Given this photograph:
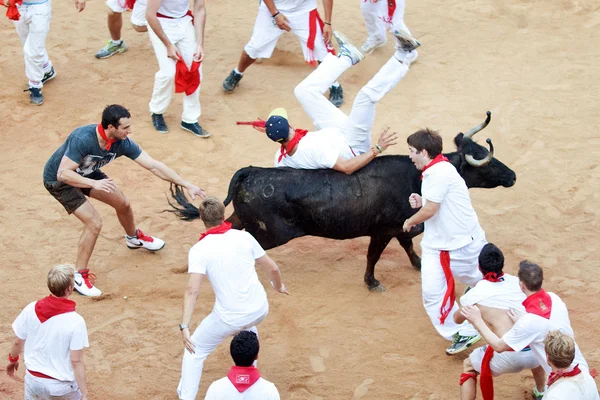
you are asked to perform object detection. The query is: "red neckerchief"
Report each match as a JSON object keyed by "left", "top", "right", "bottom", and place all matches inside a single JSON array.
[
  {"left": 479, "top": 345, "right": 495, "bottom": 400},
  {"left": 522, "top": 289, "right": 552, "bottom": 319},
  {"left": 306, "top": 9, "right": 336, "bottom": 65},
  {"left": 35, "top": 295, "right": 76, "bottom": 323},
  {"left": 5, "top": 0, "right": 22, "bottom": 21},
  {"left": 279, "top": 129, "right": 308, "bottom": 162},
  {"left": 547, "top": 364, "right": 582, "bottom": 387},
  {"left": 482, "top": 272, "right": 504, "bottom": 282},
  {"left": 198, "top": 221, "right": 232, "bottom": 241},
  {"left": 227, "top": 366, "right": 261, "bottom": 393},
  {"left": 420, "top": 154, "right": 449, "bottom": 180},
  {"left": 175, "top": 60, "right": 201, "bottom": 95},
  {"left": 97, "top": 124, "right": 117, "bottom": 151},
  {"left": 438, "top": 250, "right": 454, "bottom": 325}
]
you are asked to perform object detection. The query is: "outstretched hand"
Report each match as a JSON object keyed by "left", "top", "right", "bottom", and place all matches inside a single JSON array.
[
  {"left": 187, "top": 184, "right": 206, "bottom": 200},
  {"left": 376, "top": 127, "right": 398, "bottom": 152}
]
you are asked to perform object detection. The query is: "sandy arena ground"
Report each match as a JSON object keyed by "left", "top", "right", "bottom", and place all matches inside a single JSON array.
[{"left": 1, "top": 0, "right": 599, "bottom": 398}]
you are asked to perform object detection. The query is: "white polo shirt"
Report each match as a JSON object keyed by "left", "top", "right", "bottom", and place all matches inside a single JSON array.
[
  {"left": 205, "top": 376, "right": 280, "bottom": 399},
  {"left": 502, "top": 292, "right": 589, "bottom": 375},
  {"left": 421, "top": 161, "right": 484, "bottom": 251},
  {"left": 543, "top": 372, "right": 600, "bottom": 400},
  {"left": 274, "top": 128, "right": 355, "bottom": 170},
  {"left": 12, "top": 302, "right": 89, "bottom": 382},
  {"left": 460, "top": 273, "right": 526, "bottom": 310},
  {"left": 261, "top": 0, "right": 317, "bottom": 17},
  {"left": 188, "top": 230, "right": 269, "bottom": 327}
]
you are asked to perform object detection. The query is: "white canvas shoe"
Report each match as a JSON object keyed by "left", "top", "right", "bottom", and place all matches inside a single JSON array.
[
  {"left": 125, "top": 229, "right": 165, "bottom": 251},
  {"left": 74, "top": 270, "right": 102, "bottom": 297},
  {"left": 333, "top": 31, "right": 365, "bottom": 65},
  {"left": 361, "top": 36, "right": 387, "bottom": 55},
  {"left": 393, "top": 29, "right": 421, "bottom": 53}
]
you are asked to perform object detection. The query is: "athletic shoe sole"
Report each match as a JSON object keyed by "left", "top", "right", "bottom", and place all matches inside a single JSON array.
[
  {"left": 181, "top": 125, "right": 211, "bottom": 138},
  {"left": 96, "top": 46, "right": 128, "bottom": 60},
  {"left": 126, "top": 242, "right": 166, "bottom": 251}
]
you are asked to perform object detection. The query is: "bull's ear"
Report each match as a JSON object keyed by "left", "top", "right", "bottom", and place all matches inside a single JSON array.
[{"left": 454, "top": 133, "right": 465, "bottom": 148}]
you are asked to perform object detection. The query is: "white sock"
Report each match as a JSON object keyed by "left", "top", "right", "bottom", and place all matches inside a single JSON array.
[
  {"left": 111, "top": 39, "right": 122, "bottom": 45},
  {"left": 234, "top": 67, "right": 243, "bottom": 75},
  {"left": 331, "top": 81, "right": 340, "bottom": 88}
]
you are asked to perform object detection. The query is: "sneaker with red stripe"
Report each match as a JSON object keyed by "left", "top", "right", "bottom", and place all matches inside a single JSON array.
[
  {"left": 125, "top": 229, "right": 165, "bottom": 251},
  {"left": 74, "top": 269, "right": 102, "bottom": 297}
]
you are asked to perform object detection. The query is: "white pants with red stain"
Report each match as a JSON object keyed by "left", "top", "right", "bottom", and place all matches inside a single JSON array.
[
  {"left": 24, "top": 371, "right": 82, "bottom": 400},
  {"left": 176, "top": 307, "right": 268, "bottom": 400},
  {"left": 360, "top": 0, "right": 411, "bottom": 42},
  {"left": 421, "top": 232, "right": 486, "bottom": 340},
  {"left": 13, "top": 1, "right": 53, "bottom": 89},
  {"left": 293, "top": 52, "right": 409, "bottom": 154},
  {"left": 148, "top": 16, "right": 201, "bottom": 124}
]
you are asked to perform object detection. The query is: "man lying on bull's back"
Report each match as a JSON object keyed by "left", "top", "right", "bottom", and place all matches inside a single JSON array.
[{"left": 240, "top": 29, "right": 420, "bottom": 174}]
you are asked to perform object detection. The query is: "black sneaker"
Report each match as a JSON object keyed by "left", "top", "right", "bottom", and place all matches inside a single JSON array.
[
  {"left": 151, "top": 113, "right": 169, "bottom": 133},
  {"left": 445, "top": 333, "right": 481, "bottom": 355},
  {"left": 41, "top": 67, "right": 56, "bottom": 84},
  {"left": 329, "top": 85, "right": 344, "bottom": 107},
  {"left": 24, "top": 87, "right": 44, "bottom": 106},
  {"left": 223, "top": 70, "right": 243, "bottom": 93},
  {"left": 181, "top": 121, "right": 210, "bottom": 138}
]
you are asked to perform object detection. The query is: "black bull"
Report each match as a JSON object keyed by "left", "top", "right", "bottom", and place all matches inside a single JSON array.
[{"left": 169, "top": 112, "right": 517, "bottom": 292}]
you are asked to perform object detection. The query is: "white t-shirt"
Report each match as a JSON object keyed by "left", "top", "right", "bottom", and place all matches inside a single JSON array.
[
  {"left": 260, "top": 0, "right": 317, "bottom": 17},
  {"left": 421, "top": 161, "right": 483, "bottom": 251},
  {"left": 205, "top": 376, "right": 280, "bottom": 399},
  {"left": 502, "top": 292, "right": 589, "bottom": 375},
  {"left": 12, "top": 302, "right": 89, "bottom": 382},
  {"left": 460, "top": 273, "right": 526, "bottom": 311},
  {"left": 157, "top": 0, "right": 189, "bottom": 18},
  {"left": 274, "top": 128, "right": 355, "bottom": 170},
  {"left": 188, "top": 230, "right": 268, "bottom": 326},
  {"left": 543, "top": 372, "right": 600, "bottom": 400}
]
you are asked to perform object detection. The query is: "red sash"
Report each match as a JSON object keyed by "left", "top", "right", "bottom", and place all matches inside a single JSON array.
[
  {"left": 175, "top": 60, "right": 201, "bottom": 95},
  {"left": 5, "top": 0, "right": 22, "bottom": 21},
  {"left": 157, "top": 9, "right": 193, "bottom": 21},
  {"left": 35, "top": 295, "right": 76, "bottom": 323},
  {"left": 97, "top": 124, "right": 117, "bottom": 150},
  {"left": 383, "top": 0, "right": 396, "bottom": 23},
  {"left": 198, "top": 221, "right": 232, "bottom": 241},
  {"left": 227, "top": 366, "right": 261, "bottom": 393},
  {"left": 438, "top": 250, "right": 454, "bottom": 324},
  {"left": 479, "top": 345, "right": 495, "bottom": 400},
  {"left": 28, "top": 370, "right": 57, "bottom": 380},
  {"left": 306, "top": 9, "right": 336, "bottom": 65},
  {"left": 421, "top": 154, "right": 449, "bottom": 180}
]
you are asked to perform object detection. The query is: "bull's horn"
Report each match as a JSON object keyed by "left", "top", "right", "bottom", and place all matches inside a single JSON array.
[
  {"left": 466, "top": 138, "right": 494, "bottom": 167},
  {"left": 463, "top": 111, "right": 492, "bottom": 139}
]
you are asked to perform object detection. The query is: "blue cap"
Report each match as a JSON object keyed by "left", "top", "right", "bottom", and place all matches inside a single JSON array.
[{"left": 265, "top": 108, "right": 290, "bottom": 143}]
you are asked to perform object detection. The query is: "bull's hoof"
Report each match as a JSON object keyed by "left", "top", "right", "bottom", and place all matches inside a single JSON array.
[
  {"left": 368, "top": 283, "right": 386, "bottom": 292},
  {"left": 410, "top": 257, "right": 422, "bottom": 271}
]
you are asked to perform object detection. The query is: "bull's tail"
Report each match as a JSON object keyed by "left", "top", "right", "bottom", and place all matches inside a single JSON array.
[
  {"left": 223, "top": 167, "right": 254, "bottom": 206},
  {"left": 165, "top": 184, "right": 200, "bottom": 221}
]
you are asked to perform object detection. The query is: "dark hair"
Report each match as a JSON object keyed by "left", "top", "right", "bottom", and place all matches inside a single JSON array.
[
  {"left": 230, "top": 331, "right": 259, "bottom": 367},
  {"left": 518, "top": 260, "right": 543, "bottom": 291},
  {"left": 101, "top": 104, "right": 131, "bottom": 129},
  {"left": 407, "top": 128, "right": 443, "bottom": 158},
  {"left": 478, "top": 243, "right": 504, "bottom": 275}
]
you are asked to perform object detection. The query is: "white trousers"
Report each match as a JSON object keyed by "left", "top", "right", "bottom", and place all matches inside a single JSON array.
[
  {"left": 294, "top": 52, "right": 409, "bottom": 154},
  {"left": 360, "top": 0, "right": 410, "bottom": 42},
  {"left": 470, "top": 346, "right": 540, "bottom": 376},
  {"left": 13, "top": 1, "right": 53, "bottom": 88},
  {"left": 244, "top": 6, "right": 328, "bottom": 62},
  {"left": 24, "top": 371, "right": 81, "bottom": 400},
  {"left": 105, "top": 0, "right": 147, "bottom": 26},
  {"left": 421, "top": 234, "right": 486, "bottom": 340},
  {"left": 148, "top": 16, "right": 201, "bottom": 123},
  {"left": 177, "top": 309, "right": 268, "bottom": 400}
]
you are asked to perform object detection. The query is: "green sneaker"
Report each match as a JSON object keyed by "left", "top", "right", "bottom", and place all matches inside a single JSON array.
[
  {"left": 445, "top": 333, "right": 481, "bottom": 355},
  {"left": 532, "top": 386, "right": 546, "bottom": 400},
  {"left": 95, "top": 40, "right": 128, "bottom": 59}
]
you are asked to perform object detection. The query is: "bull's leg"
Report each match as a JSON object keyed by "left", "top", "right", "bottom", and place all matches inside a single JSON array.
[
  {"left": 365, "top": 235, "right": 393, "bottom": 292},
  {"left": 396, "top": 236, "right": 421, "bottom": 271}
]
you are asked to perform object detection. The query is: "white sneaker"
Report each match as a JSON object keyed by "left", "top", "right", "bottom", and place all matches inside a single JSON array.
[
  {"left": 361, "top": 37, "right": 387, "bottom": 55},
  {"left": 333, "top": 31, "right": 365, "bottom": 65},
  {"left": 74, "top": 270, "right": 102, "bottom": 297},
  {"left": 393, "top": 29, "right": 421, "bottom": 53},
  {"left": 394, "top": 49, "right": 419, "bottom": 67},
  {"left": 125, "top": 229, "right": 165, "bottom": 251}
]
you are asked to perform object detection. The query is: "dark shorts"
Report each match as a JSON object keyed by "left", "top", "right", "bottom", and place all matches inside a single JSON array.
[{"left": 44, "top": 171, "right": 108, "bottom": 214}]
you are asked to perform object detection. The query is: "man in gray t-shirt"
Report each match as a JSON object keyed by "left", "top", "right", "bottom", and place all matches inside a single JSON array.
[{"left": 43, "top": 104, "right": 206, "bottom": 297}]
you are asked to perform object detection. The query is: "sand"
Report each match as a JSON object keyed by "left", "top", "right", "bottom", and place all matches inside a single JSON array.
[{"left": 1, "top": 0, "right": 599, "bottom": 398}]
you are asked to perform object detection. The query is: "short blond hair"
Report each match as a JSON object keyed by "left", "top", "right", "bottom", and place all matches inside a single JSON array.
[
  {"left": 199, "top": 196, "right": 225, "bottom": 227},
  {"left": 48, "top": 264, "right": 75, "bottom": 297},
  {"left": 544, "top": 330, "right": 575, "bottom": 369}
]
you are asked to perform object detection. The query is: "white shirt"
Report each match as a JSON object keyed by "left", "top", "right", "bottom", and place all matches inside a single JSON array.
[
  {"left": 274, "top": 128, "right": 355, "bottom": 170},
  {"left": 188, "top": 230, "right": 268, "bottom": 326},
  {"left": 157, "top": 0, "right": 189, "bottom": 18},
  {"left": 421, "top": 161, "right": 483, "bottom": 250},
  {"left": 460, "top": 274, "right": 526, "bottom": 311},
  {"left": 502, "top": 292, "right": 589, "bottom": 375},
  {"left": 12, "top": 302, "right": 89, "bottom": 382},
  {"left": 260, "top": 0, "right": 317, "bottom": 17},
  {"left": 544, "top": 372, "right": 600, "bottom": 400},
  {"left": 205, "top": 376, "right": 280, "bottom": 399}
]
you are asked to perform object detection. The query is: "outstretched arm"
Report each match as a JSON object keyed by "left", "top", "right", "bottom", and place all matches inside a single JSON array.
[
  {"left": 333, "top": 127, "right": 397, "bottom": 175},
  {"left": 134, "top": 151, "right": 205, "bottom": 199}
]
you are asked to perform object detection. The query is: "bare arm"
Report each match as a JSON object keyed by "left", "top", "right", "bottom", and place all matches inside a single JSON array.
[
  {"left": 321, "top": 0, "right": 333, "bottom": 43},
  {"left": 460, "top": 305, "right": 512, "bottom": 353},
  {"left": 255, "top": 254, "right": 288, "bottom": 294},
  {"left": 6, "top": 337, "right": 24, "bottom": 377},
  {"left": 134, "top": 151, "right": 205, "bottom": 199},
  {"left": 181, "top": 273, "right": 204, "bottom": 353},
  {"left": 56, "top": 156, "right": 117, "bottom": 193},
  {"left": 403, "top": 201, "right": 440, "bottom": 231},
  {"left": 146, "top": 0, "right": 176, "bottom": 55},
  {"left": 193, "top": 0, "right": 207, "bottom": 61},
  {"left": 332, "top": 127, "right": 397, "bottom": 175},
  {"left": 261, "top": 0, "right": 278, "bottom": 15},
  {"left": 263, "top": 0, "right": 290, "bottom": 31},
  {"left": 70, "top": 349, "right": 88, "bottom": 399}
]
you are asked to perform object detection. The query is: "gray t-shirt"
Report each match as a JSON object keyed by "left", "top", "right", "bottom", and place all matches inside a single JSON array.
[{"left": 43, "top": 124, "right": 142, "bottom": 183}]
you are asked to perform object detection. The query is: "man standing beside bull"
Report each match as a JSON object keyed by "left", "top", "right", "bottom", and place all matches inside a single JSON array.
[{"left": 402, "top": 128, "right": 486, "bottom": 355}]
